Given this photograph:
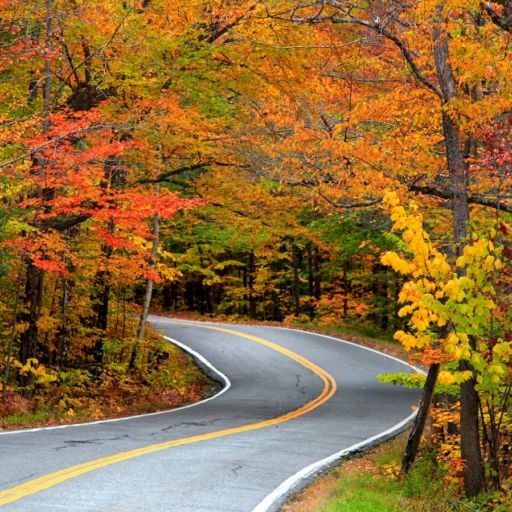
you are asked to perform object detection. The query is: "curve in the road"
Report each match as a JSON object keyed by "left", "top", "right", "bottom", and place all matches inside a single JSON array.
[
  {"left": 0, "top": 334, "right": 232, "bottom": 437},
  {"left": 0, "top": 324, "right": 336, "bottom": 507},
  {"left": 254, "top": 326, "right": 423, "bottom": 512}
]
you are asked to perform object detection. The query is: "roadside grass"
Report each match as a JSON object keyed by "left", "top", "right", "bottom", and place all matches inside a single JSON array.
[
  {"left": 282, "top": 435, "right": 509, "bottom": 512},
  {"left": 321, "top": 472, "right": 404, "bottom": 512}
]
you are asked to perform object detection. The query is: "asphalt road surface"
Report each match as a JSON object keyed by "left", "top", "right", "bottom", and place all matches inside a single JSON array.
[{"left": 0, "top": 318, "right": 421, "bottom": 512}]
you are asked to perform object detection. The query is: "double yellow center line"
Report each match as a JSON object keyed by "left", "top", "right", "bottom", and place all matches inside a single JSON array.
[{"left": 0, "top": 325, "right": 337, "bottom": 506}]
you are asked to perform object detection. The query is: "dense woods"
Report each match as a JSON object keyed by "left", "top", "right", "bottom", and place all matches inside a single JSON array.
[{"left": 0, "top": 0, "right": 511, "bottom": 504}]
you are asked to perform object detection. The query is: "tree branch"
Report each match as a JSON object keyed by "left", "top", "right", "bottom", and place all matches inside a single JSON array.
[
  {"left": 42, "top": 213, "right": 92, "bottom": 231},
  {"left": 266, "top": 2, "right": 443, "bottom": 98},
  {"left": 483, "top": 1, "right": 512, "bottom": 33},
  {"left": 138, "top": 163, "right": 211, "bottom": 184},
  {"left": 317, "top": 189, "right": 381, "bottom": 208},
  {"left": 409, "top": 184, "right": 512, "bottom": 213},
  {"left": 0, "top": 123, "right": 111, "bottom": 170},
  {"left": 204, "top": 3, "right": 258, "bottom": 44}
]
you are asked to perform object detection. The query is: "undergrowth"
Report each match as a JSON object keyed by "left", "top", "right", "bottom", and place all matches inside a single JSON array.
[
  {"left": 286, "top": 436, "right": 511, "bottom": 512},
  {"left": 1, "top": 323, "right": 214, "bottom": 430}
]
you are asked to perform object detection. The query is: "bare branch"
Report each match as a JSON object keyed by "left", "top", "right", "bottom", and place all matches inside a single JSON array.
[
  {"left": 138, "top": 163, "right": 211, "bottom": 184},
  {"left": 318, "top": 189, "right": 381, "bottom": 208},
  {"left": 330, "top": 17, "right": 443, "bottom": 98},
  {"left": 409, "top": 183, "right": 512, "bottom": 213},
  {"left": 229, "top": 36, "right": 367, "bottom": 50}
]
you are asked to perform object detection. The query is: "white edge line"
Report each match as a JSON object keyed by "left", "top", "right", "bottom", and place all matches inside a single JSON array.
[
  {"left": 0, "top": 334, "right": 231, "bottom": 436},
  {"left": 252, "top": 410, "right": 417, "bottom": 512},
  {"left": 1, "top": 315, "right": 425, "bottom": 510},
  {"left": 150, "top": 318, "right": 427, "bottom": 512},
  {"left": 252, "top": 325, "right": 425, "bottom": 512},
  {"left": 154, "top": 318, "right": 426, "bottom": 375},
  {"left": 278, "top": 326, "right": 426, "bottom": 376}
]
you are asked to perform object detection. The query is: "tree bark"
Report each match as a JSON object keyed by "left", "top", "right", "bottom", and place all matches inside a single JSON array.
[
  {"left": 313, "top": 245, "right": 321, "bottom": 299},
  {"left": 92, "top": 156, "right": 125, "bottom": 365},
  {"left": 18, "top": 0, "right": 53, "bottom": 394},
  {"left": 130, "top": 190, "right": 159, "bottom": 370},
  {"left": 19, "top": 259, "right": 44, "bottom": 394},
  {"left": 3, "top": 276, "right": 21, "bottom": 403},
  {"left": 291, "top": 243, "right": 301, "bottom": 315},
  {"left": 433, "top": 22, "right": 485, "bottom": 497},
  {"left": 401, "top": 363, "right": 440, "bottom": 474},
  {"left": 248, "top": 251, "right": 256, "bottom": 318}
]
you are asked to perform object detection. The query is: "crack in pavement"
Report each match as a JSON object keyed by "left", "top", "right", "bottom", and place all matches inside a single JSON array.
[
  {"left": 231, "top": 463, "right": 242, "bottom": 478},
  {"left": 54, "top": 435, "right": 133, "bottom": 451},
  {"left": 296, "top": 374, "right": 306, "bottom": 394},
  {"left": 0, "top": 474, "right": 37, "bottom": 487},
  {"left": 161, "top": 418, "right": 228, "bottom": 432}
]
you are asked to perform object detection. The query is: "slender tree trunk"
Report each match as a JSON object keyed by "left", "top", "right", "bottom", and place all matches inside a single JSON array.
[
  {"left": 342, "top": 262, "right": 349, "bottom": 318},
  {"left": 291, "top": 243, "right": 300, "bottom": 315},
  {"left": 380, "top": 273, "right": 389, "bottom": 330},
  {"left": 129, "top": 196, "right": 159, "bottom": 370},
  {"left": 92, "top": 156, "right": 125, "bottom": 365},
  {"left": 307, "top": 243, "right": 313, "bottom": 297},
  {"left": 248, "top": 251, "right": 256, "bottom": 318},
  {"left": 19, "top": 259, "right": 44, "bottom": 394},
  {"left": 94, "top": 246, "right": 112, "bottom": 333},
  {"left": 401, "top": 363, "right": 440, "bottom": 474},
  {"left": 19, "top": 0, "right": 53, "bottom": 394},
  {"left": 313, "top": 245, "right": 321, "bottom": 299},
  {"left": 3, "top": 276, "right": 21, "bottom": 404},
  {"left": 393, "top": 277, "right": 401, "bottom": 329},
  {"left": 306, "top": 243, "right": 317, "bottom": 318},
  {"left": 121, "top": 287, "right": 127, "bottom": 340},
  {"left": 42, "top": 0, "right": 52, "bottom": 132},
  {"left": 242, "top": 261, "right": 248, "bottom": 315},
  {"left": 57, "top": 275, "right": 69, "bottom": 366}
]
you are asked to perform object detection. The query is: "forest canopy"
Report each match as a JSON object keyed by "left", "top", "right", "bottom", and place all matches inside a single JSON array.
[{"left": 0, "top": 0, "right": 510, "bottom": 502}]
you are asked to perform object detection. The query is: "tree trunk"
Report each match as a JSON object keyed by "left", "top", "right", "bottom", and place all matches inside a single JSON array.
[
  {"left": 92, "top": 156, "right": 125, "bottom": 365},
  {"left": 433, "top": 23, "right": 485, "bottom": 496},
  {"left": 313, "top": 245, "right": 321, "bottom": 300},
  {"left": 401, "top": 363, "right": 440, "bottom": 474},
  {"left": 306, "top": 243, "right": 316, "bottom": 318},
  {"left": 460, "top": 352, "right": 486, "bottom": 496},
  {"left": 342, "top": 262, "right": 349, "bottom": 318},
  {"left": 248, "top": 251, "right": 256, "bottom": 318},
  {"left": 3, "top": 275, "right": 21, "bottom": 403},
  {"left": 291, "top": 243, "right": 301, "bottom": 315},
  {"left": 19, "top": 260, "right": 44, "bottom": 394},
  {"left": 130, "top": 197, "right": 159, "bottom": 370},
  {"left": 57, "top": 274, "right": 70, "bottom": 366},
  {"left": 18, "top": 0, "right": 53, "bottom": 395}
]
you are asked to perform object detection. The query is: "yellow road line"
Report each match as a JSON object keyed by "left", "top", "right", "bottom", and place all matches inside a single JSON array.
[{"left": 0, "top": 324, "right": 337, "bottom": 506}]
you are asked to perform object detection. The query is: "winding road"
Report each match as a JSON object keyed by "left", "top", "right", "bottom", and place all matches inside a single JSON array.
[{"left": 0, "top": 318, "right": 421, "bottom": 512}]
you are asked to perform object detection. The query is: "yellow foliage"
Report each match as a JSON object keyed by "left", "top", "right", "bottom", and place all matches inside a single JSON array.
[
  {"left": 438, "top": 371, "right": 456, "bottom": 385},
  {"left": 381, "top": 192, "right": 509, "bottom": 400},
  {"left": 11, "top": 358, "right": 57, "bottom": 386}
]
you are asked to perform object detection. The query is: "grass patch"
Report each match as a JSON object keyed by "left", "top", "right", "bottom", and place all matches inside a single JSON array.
[
  {"left": 323, "top": 473, "right": 404, "bottom": 512},
  {"left": 282, "top": 435, "right": 507, "bottom": 512},
  {"left": 320, "top": 441, "right": 454, "bottom": 512}
]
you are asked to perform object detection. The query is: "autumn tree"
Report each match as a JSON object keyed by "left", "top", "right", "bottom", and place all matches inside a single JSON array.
[{"left": 250, "top": 0, "right": 512, "bottom": 496}]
